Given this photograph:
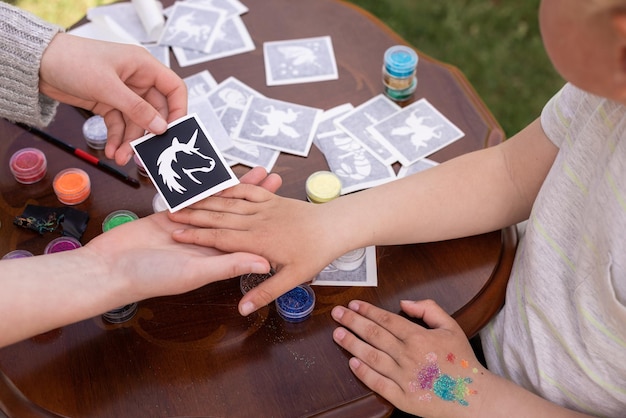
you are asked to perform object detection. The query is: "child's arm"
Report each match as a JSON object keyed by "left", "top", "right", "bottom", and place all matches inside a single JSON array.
[
  {"left": 171, "top": 117, "right": 558, "bottom": 316},
  {"left": 331, "top": 299, "right": 593, "bottom": 418}
]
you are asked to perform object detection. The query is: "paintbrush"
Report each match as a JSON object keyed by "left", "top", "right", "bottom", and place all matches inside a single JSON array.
[{"left": 15, "top": 122, "right": 140, "bottom": 189}]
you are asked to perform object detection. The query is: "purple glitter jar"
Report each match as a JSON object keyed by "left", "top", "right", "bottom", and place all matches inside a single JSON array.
[{"left": 44, "top": 236, "right": 82, "bottom": 254}]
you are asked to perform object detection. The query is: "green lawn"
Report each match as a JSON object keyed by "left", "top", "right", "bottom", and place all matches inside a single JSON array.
[{"left": 11, "top": 0, "right": 564, "bottom": 137}]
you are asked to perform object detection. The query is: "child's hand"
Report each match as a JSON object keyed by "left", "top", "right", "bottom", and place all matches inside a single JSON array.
[{"left": 331, "top": 299, "right": 489, "bottom": 417}]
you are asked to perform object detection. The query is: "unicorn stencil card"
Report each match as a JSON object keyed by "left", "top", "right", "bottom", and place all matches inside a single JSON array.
[{"left": 131, "top": 114, "right": 238, "bottom": 212}]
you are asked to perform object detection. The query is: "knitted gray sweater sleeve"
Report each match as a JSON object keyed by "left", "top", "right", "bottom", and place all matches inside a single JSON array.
[{"left": 0, "top": 3, "right": 62, "bottom": 127}]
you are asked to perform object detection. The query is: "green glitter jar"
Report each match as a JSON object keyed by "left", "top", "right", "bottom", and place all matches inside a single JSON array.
[{"left": 102, "top": 210, "right": 139, "bottom": 232}]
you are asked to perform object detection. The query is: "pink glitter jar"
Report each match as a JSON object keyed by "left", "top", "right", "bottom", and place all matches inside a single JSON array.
[
  {"left": 9, "top": 148, "right": 47, "bottom": 184},
  {"left": 44, "top": 236, "right": 82, "bottom": 254}
]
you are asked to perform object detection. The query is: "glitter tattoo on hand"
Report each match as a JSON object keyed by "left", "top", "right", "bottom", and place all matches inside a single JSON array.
[{"left": 409, "top": 352, "right": 478, "bottom": 406}]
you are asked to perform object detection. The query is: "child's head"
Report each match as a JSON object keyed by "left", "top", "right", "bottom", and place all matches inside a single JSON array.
[{"left": 540, "top": 0, "right": 626, "bottom": 103}]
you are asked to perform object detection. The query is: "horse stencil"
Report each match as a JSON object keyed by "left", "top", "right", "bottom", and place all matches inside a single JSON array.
[
  {"left": 391, "top": 112, "right": 442, "bottom": 151},
  {"left": 157, "top": 129, "right": 216, "bottom": 194},
  {"left": 166, "top": 12, "right": 212, "bottom": 44}
]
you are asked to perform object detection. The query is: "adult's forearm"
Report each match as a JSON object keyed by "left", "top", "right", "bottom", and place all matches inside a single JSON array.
[
  {"left": 0, "top": 2, "right": 61, "bottom": 127},
  {"left": 0, "top": 248, "right": 125, "bottom": 348}
]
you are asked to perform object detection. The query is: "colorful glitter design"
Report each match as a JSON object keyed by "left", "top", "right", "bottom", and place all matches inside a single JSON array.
[
  {"left": 433, "top": 375, "right": 474, "bottom": 406},
  {"left": 410, "top": 352, "right": 477, "bottom": 406}
]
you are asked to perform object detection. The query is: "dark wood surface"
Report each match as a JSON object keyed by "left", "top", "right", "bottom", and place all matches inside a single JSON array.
[{"left": 0, "top": 0, "right": 517, "bottom": 417}]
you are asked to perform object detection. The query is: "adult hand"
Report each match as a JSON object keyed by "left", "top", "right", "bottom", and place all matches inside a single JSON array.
[
  {"left": 39, "top": 33, "right": 187, "bottom": 165},
  {"left": 331, "top": 299, "right": 487, "bottom": 417},
  {"left": 169, "top": 182, "right": 343, "bottom": 316},
  {"left": 89, "top": 167, "right": 282, "bottom": 301}
]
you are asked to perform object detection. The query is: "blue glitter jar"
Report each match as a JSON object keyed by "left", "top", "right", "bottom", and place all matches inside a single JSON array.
[
  {"left": 275, "top": 284, "right": 316, "bottom": 323},
  {"left": 382, "top": 45, "right": 418, "bottom": 102}
]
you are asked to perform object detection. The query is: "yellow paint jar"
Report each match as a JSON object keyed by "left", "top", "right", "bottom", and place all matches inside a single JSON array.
[{"left": 305, "top": 171, "right": 342, "bottom": 204}]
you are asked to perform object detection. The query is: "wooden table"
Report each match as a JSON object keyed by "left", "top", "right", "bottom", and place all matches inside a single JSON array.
[{"left": 0, "top": 0, "right": 517, "bottom": 417}]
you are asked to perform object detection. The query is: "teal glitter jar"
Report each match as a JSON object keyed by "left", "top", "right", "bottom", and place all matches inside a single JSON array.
[{"left": 382, "top": 45, "right": 418, "bottom": 102}]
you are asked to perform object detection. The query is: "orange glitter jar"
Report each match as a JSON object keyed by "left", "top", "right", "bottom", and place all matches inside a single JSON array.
[{"left": 53, "top": 168, "right": 91, "bottom": 205}]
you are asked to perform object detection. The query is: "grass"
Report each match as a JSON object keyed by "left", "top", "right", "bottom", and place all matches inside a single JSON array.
[{"left": 11, "top": 0, "right": 564, "bottom": 137}]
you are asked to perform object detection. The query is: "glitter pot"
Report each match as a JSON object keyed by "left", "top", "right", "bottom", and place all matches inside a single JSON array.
[
  {"left": 305, "top": 171, "right": 342, "bottom": 204},
  {"left": 82, "top": 115, "right": 108, "bottom": 150},
  {"left": 53, "top": 168, "right": 91, "bottom": 205},
  {"left": 331, "top": 247, "right": 366, "bottom": 271},
  {"left": 382, "top": 45, "right": 418, "bottom": 101},
  {"left": 102, "top": 303, "right": 138, "bottom": 324},
  {"left": 2, "top": 249, "right": 34, "bottom": 260},
  {"left": 133, "top": 154, "right": 149, "bottom": 177},
  {"left": 100, "top": 209, "right": 139, "bottom": 323},
  {"left": 44, "top": 236, "right": 82, "bottom": 254},
  {"left": 275, "top": 284, "right": 315, "bottom": 323},
  {"left": 9, "top": 148, "right": 47, "bottom": 184},
  {"left": 240, "top": 270, "right": 273, "bottom": 295},
  {"left": 102, "top": 210, "right": 139, "bottom": 232},
  {"left": 152, "top": 193, "right": 168, "bottom": 213}
]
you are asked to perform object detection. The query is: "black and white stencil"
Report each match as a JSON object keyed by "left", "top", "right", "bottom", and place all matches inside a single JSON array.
[
  {"left": 314, "top": 132, "right": 396, "bottom": 194},
  {"left": 334, "top": 95, "right": 401, "bottom": 165},
  {"left": 368, "top": 98, "right": 465, "bottom": 166},
  {"left": 263, "top": 36, "right": 338, "bottom": 86},
  {"left": 158, "top": 3, "right": 225, "bottom": 53},
  {"left": 173, "top": 15, "right": 254, "bottom": 66},
  {"left": 206, "top": 77, "right": 263, "bottom": 111},
  {"left": 312, "top": 246, "right": 378, "bottom": 287},
  {"left": 184, "top": 70, "right": 218, "bottom": 99},
  {"left": 397, "top": 158, "right": 439, "bottom": 178},
  {"left": 234, "top": 96, "right": 321, "bottom": 157},
  {"left": 131, "top": 114, "right": 238, "bottom": 212}
]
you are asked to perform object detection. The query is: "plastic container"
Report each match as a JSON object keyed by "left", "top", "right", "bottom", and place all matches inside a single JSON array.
[
  {"left": 100, "top": 209, "right": 139, "bottom": 323},
  {"left": 2, "top": 249, "right": 34, "bottom": 260},
  {"left": 152, "top": 193, "right": 168, "bottom": 213},
  {"left": 9, "top": 148, "right": 47, "bottom": 184},
  {"left": 82, "top": 115, "right": 108, "bottom": 150},
  {"left": 133, "top": 153, "right": 149, "bottom": 177},
  {"left": 305, "top": 171, "right": 342, "bottom": 204},
  {"left": 240, "top": 271, "right": 273, "bottom": 295},
  {"left": 102, "top": 303, "right": 138, "bottom": 324},
  {"left": 102, "top": 210, "right": 139, "bottom": 232},
  {"left": 382, "top": 45, "right": 418, "bottom": 102},
  {"left": 44, "top": 236, "right": 82, "bottom": 254},
  {"left": 275, "top": 284, "right": 315, "bottom": 323},
  {"left": 331, "top": 247, "right": 366, "bottom": 271},
  {"left": 53, "top": 168, "right": 91, "bottom": 205}
]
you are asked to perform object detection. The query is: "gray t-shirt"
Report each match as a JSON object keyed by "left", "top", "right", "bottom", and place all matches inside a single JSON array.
[{"left": 480, "top": 83, "right": 626, "bottom": 416}]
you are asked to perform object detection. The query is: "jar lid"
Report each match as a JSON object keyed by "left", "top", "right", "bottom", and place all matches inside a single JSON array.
[
  {"left": 9, "top": 147, "right": 47, "bottom": 184},
  {"left": 133, "top": 154, "right": 149, "bottom": 177},
  {"left": 332, "top": 247, "right": 366, "bottom": 271},
  {"left": 102, "top": 303, "right": 138, "bottom": 323},
  {"left": 275, "top": 284, "right": 315, "bottom": 322},
  {"left": 152, "top": 193, "right": 168, "bottom": 213},
  {"left": 102, "top": 210, "right": 139, "bottom": 232},
  {"left": 305, "top": 171, "right": 342, "bottom": 204},
  {"left": 53, "top": 168, "right": 91, "bottom": 205},
  {"left": 82, "top": 115, "right": 108, "bottom": 150},
  {"left": 2, "top": 249, "right": 34, "bottom": 260},
  {"left": 240, "top": 270, "right": 274, "bottom": 295},
  {"left": 44, "top": 236, "right": 82, "bottom": 254},
  {"left": 384, "top": 45, "right": 418, "bottom": 77}
]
